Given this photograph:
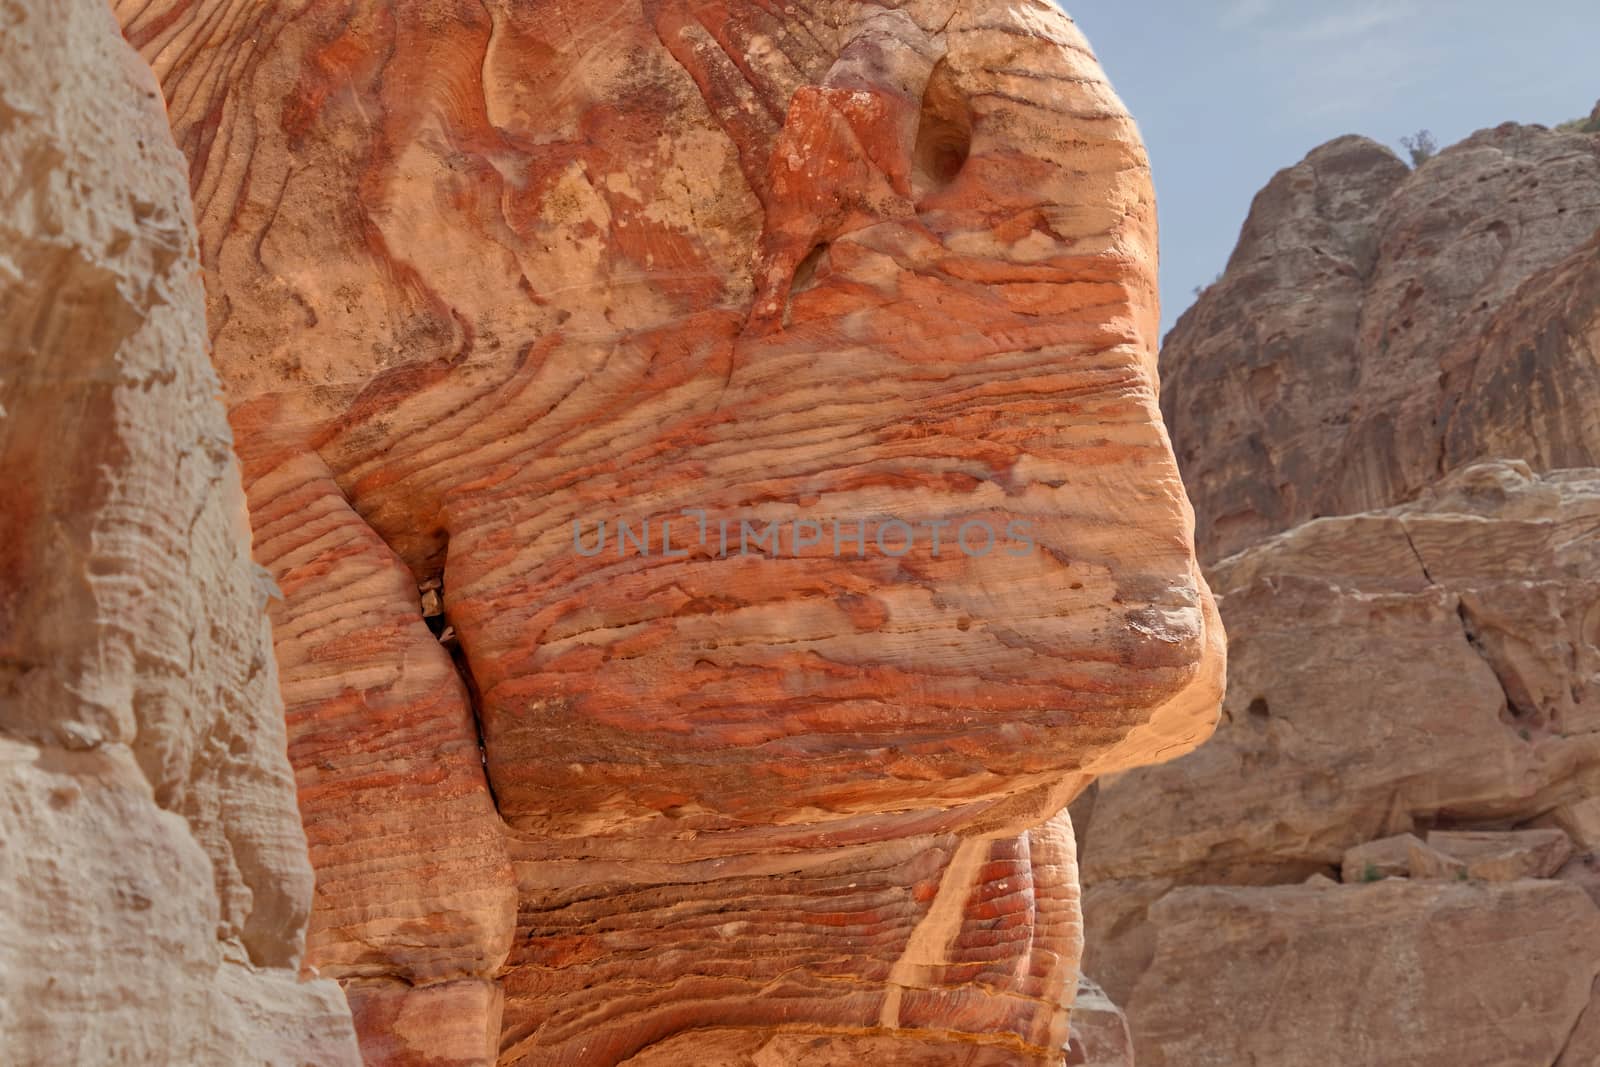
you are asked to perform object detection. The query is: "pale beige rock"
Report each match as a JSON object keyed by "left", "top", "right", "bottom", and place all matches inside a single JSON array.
[
  {"left": 1066, "top": 976, "right": 1134, "bottom": 1067},
  {"left": 1554, "top": 797, "right": 1600, "bottom": 849},
  {"left": 1082, "top": 462, "right": 1600, "bottom": 1044},
  {"left": 0, "top": 0, "right": 357, "bottom": 1061},
  {"left": 1426, "top": 829, "right": 1573, "bottom": 882},
  {"left": 1085, "top": 463, "right": 1600, "bottom": 894},
  {"left": 1128, "top": 881, "right": 1600, "bottom": 1067},
  {"left": 1341, "top": 833, "right": 1424, "bottom": 883},
  {"left": 1405, "top": 840, "right": 1468, "bottom": 882}
]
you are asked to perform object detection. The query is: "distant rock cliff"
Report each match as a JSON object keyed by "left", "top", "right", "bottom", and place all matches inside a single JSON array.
[{"left": 1162, "top": 123, "right": 1600, "bottom": 562}]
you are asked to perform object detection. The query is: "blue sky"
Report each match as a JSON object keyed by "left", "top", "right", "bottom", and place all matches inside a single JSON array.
[{"left": 1065, "top": 1, "right": 1600, "bottom": 336}]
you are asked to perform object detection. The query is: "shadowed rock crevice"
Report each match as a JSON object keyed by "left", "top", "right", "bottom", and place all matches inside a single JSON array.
[{"left": 911, "top": 58, "right": 971, "bottom": 199}]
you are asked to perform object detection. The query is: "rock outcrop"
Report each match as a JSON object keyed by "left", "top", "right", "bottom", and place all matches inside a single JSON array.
[
  {"left": 1086, "top": 110, "right": 1600, "bottom": 1061},
  {"left": 1080, "top": 460, "right": 1600, "bottom": 1060},
  {"left": 0, "top": 1, "right": 359, "bottom": 1062},
  {"left": 1086, "top": 462, "right": 1600, "bottom": 887},
  {"left": 112, "top": 1, "right": 1222, "bottom": 1062},
  {"left": 1163, "top": 124, "right": 1600, "bottom": 560}
]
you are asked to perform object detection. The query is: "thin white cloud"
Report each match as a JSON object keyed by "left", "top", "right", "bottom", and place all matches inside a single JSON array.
[
  {"left": 1221, "top": 0, "right": 1277, "bottom": 27},
  {"left": 1265, "top": 5, "right": 1416, "bottom": 45},
  {"left": 1223, "top": 1, "right": 1435, "bottom": 124}
]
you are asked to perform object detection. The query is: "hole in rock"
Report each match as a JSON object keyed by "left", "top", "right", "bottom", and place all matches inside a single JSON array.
[
  {"left": 791, "top": 241, "right": 830, "bottom": 293},
  {"left": 912, "top": 59, "right": 972, "bottom": 198},
  {"left": 1247, "top": 697, "right": 1270, "bottom": 722},
  {"left": 782, "top": 241, "right": 831, "bottom": 327}
]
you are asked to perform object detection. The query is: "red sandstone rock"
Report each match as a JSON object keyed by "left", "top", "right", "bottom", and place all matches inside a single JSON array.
[{"left": 113, "top": 1, "right": 1222, "bottom": 1061}]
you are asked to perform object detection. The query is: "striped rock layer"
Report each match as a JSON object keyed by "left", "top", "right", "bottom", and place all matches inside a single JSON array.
[{"left": 116, "top": 1, "right": 1222, "bottom": 1063}]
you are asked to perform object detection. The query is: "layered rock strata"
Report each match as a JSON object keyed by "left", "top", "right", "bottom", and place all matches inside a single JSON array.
[
  {"left": 0, "top": 1, "right": 359, "bottom": 1062},
  {"left": 114, "top": 1, "right": 1222, "bottom": 1062}
]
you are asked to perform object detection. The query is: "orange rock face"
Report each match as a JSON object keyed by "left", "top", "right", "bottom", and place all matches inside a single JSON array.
[{"left": 115, "top": 2, "right": 1221, "bottom": 1062}]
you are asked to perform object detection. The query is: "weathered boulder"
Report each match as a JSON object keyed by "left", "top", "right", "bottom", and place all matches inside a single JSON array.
[
  {"left": 1355, "top": 828, "right": 1581, "bottom": 887},
  {"left": 1127, "top": 881, "right": 1600, "bottom": 1067},
  {"left": 1164, "top": 124, "right": 1600, "bottom": 560},
  {"left": 1086, "top": 462, "right": 1600, "bottom": 892},
  {"left": 113, "top": 0, "right": 1223, "bottom": 1061},
  {"left": 0, "top": 0, "right": 358, "bottom": 1062},
  {"left": 1404, "top": 839, "right": 1469, "bottom": 882}
]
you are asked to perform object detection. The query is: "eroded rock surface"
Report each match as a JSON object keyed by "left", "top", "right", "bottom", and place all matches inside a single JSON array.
[
  {"left": 1128, "top": 881, "right": 1600, "bottom": 1067},
  {"left": 1087, "top": 462, "right": 1600, "bottom": 889},
  {"left": 1081, "top": 461, "right": 1600, "bottom": 1060},
  {"left": 113, "top": 1, "right": 1222, "bottom": 1062},
  {"left": 0, "top": 1, "right": 359, "bottom": 1062},
  {"left": 1164, "top": 125, "right": 1600, "bottom": 560}
]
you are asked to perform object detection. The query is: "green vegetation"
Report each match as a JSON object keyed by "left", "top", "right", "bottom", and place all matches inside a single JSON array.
[
  {"left": 1400, "top": 129, "right": 1438, "bottom": 167},
  {"left": 1557, "top": 100, "right": 1600, "bottom": 134},
  {"left": 1361, "top": 863, "right": 1383, "bottom": 883}
]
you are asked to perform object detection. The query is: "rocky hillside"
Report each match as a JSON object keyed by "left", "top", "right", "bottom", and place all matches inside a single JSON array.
[
  {"left": 1081, "top": 118, "right": 1600, "bottom": 1065},
  {"left": 1163, "top": 123, "right": 1600, "bottom": 562}
]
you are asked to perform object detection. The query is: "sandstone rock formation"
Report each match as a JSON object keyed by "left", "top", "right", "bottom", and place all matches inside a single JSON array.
[
  {"left": 112, "top": 0, "right": 1223, "bottom": 1062},
  {"left": 0, "top": 1, "right": 359, "bottom": 1062},
  {"left": 1163, "top": 124, "right": 1600, "bottom": 560},
  {"left": 1080, "top": 461, "right": 1600, "bottom": 1062},
  {"left": 1128, "top": 880, "right": 1600, "bottom": 1067}
]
